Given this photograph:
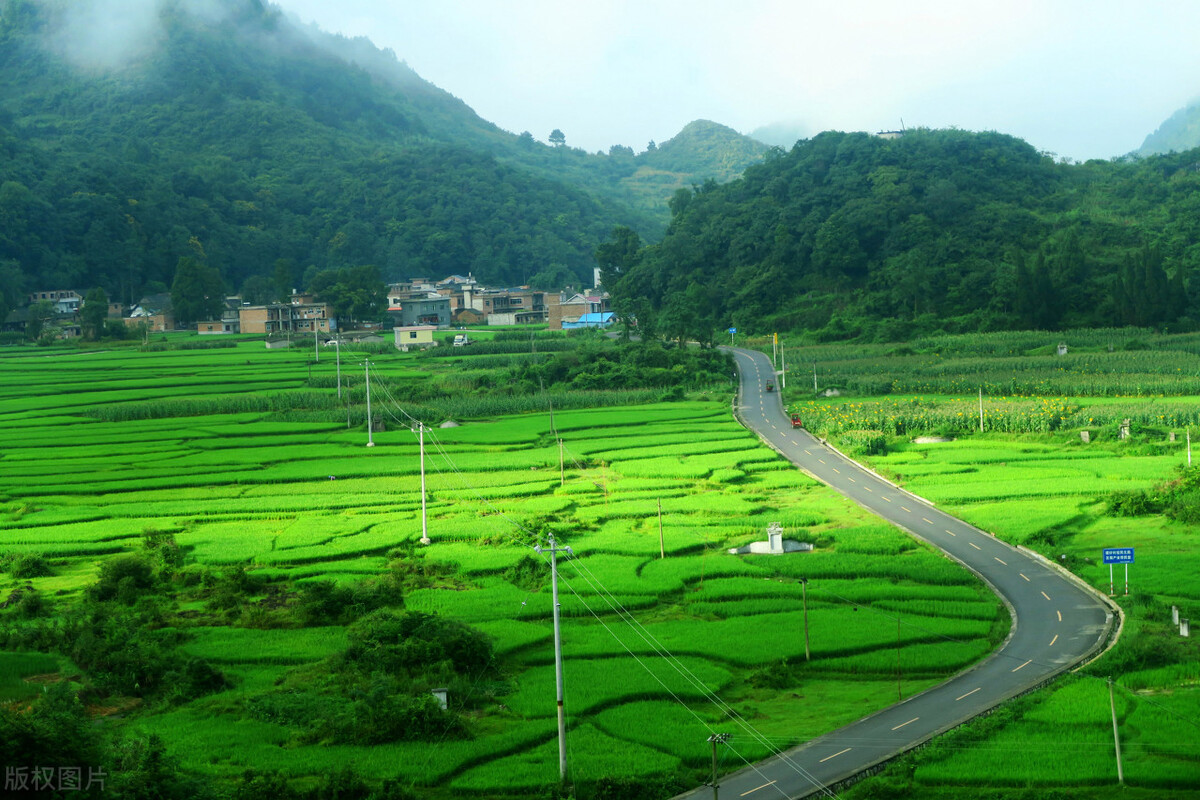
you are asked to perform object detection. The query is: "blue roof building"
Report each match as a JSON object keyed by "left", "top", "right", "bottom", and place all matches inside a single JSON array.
[{"left": 562, "top": 311, "right": 615, "bottom": 329}]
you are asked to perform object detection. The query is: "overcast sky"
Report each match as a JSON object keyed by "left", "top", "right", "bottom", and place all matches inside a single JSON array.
[{"left": 271, "top": 0, "right": 1200, "bottom": 160}]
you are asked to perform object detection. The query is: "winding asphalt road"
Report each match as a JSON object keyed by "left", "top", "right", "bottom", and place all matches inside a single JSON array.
[{"left": 677, "top": 347, "right": 1116, "bottom": 800}]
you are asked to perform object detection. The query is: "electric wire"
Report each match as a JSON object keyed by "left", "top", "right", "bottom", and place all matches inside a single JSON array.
[{"left": 364, "top": 361, "right": 838, "bottom": 796}]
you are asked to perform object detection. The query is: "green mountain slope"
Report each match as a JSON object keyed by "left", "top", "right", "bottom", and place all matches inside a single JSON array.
[
  {"left": 608, "top": 128, "right": 1200, "bottom": 342},
  {"left": 1140, "top": 101, "right": 1200, "bottom": 156},
  {"left": 1, "top": 0, "right": 766, "bottom": 306},
  {"left": 618, "top": 120, "right": 768, "bottom": 213}
]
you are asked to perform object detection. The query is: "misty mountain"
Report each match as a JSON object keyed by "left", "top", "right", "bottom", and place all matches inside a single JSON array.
[
  {"left": 748, "top": 120, "right": 812, "bottom": 149},
  {"left": 0, "top": 0, "right": 768, "bottom": 306},
  {"left": 1139, "top": 101, "right": 1200, "bottom": 156}
]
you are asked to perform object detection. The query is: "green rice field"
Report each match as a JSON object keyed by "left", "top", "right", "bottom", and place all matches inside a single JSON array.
[
  {"left": 764, "top": 329, "right": 1200, "bottom": 798},
  {"left": 0, "top": 340, "right": 1007, "bottom": 796}
]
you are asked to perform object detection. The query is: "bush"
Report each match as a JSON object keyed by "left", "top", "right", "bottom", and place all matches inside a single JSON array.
[
  {"left": 344, "top": 610, "right": 493, "bottom": 677},
  {"left": 87, "top": 554, "right": 158, "bottom": 604},
  {"left": 1105, "top": 489, "right": 1160, "bottom": 516},
  {"left": 2, "top": 552, "right": 53, "bottom": 579}
]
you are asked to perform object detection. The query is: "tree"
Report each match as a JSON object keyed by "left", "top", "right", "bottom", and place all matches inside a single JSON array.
[
  {"left": 81, "top": 287, "right": 109, "bottom": 340},
  {"left": 24, "top": 299, "right": 53, "bottom": 341},
  {"left": 307, "top": 265, "right": 386, "bottom": 328},
  {"left": 272, "top": 258, "right": 295, "bottom": 302},
  {"left": 548, "top": 129, "right": 566, "bottom": 147},
  {"left": 170, "top": 257, "right": 224, "bottom": 326},
  {"left": 240, "top": 274, "right": 274, "bottom": 306},
  {"left": 0, "top": 260, "right": 23, "bottom": 323}
]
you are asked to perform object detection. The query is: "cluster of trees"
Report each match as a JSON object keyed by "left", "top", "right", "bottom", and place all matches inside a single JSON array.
[
  {"left": 506, "top": 335, "right": 734, "bottom": 393},
  {"left": 0, "top": 530, "right": 483, "bottom": 797},
  {"left": 0, "top": 0, "right": 649, "bottom": 311},
  {"left": 601, "top": 129, "right": 1200, "bottom": 341}
]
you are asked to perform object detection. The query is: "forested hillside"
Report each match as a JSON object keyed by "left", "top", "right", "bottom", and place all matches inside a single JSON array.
[
  {"left": 1140, "top": 101, "right": 1200, "bottom": 156},
  {"left": 606, "top": 128, "right": 1200, "bottom": 343},
  {"left": 0, "top": 0, "right": 766, "bottom": 314}
]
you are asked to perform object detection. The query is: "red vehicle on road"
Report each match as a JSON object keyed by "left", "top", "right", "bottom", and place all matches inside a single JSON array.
[
  {"left": 765, "top": 381, "right": 775, "bottom": 392},
  {"left": 790, "top": 414, "right": 802, "bottom": 429}
]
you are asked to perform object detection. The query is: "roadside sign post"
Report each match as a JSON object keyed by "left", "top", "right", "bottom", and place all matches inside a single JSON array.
[
  {"left": 1102, "top": 548, "right": 1134, "bottom": 596},
  {"left": 728, "top": 327, "right": 736, "bottom": 346}
]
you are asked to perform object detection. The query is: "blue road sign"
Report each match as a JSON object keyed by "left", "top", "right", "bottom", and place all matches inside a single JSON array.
[
  {"left": 728, "top": 327, "right": 737, "bottom": 334},
  {"left": 1103, "top": 547, "right": 1134, "bottom": 564}
]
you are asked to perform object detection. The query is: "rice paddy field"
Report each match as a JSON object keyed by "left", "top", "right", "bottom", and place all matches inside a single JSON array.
[
  {"left": 0, "top": 338, "right": 1008, "bottom": 797},
  {"left": 764, "top": 330, "right": 1200, "bottom": 798}
]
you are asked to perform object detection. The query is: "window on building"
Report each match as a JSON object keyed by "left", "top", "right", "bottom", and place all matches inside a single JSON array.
[{"left": 409, "top": 331, "right": 418, "bottom": 339}]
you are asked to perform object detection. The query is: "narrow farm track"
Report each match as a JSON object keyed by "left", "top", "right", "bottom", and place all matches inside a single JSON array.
[{"left": 678, "top": 347, "right": 1117, "bottom": 800}]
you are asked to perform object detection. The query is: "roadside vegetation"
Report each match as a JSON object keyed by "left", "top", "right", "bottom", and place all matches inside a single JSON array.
[{"left": 768, "top": 330, "right": 1200, "bottom": 799}]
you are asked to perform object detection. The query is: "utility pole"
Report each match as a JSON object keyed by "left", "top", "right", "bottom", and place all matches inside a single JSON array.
[
  {"left": 658, "top": 498, "right": 665, "bottom": 559},
  {"left": 335, "top": 334, "right": 341, "bottom": 399},
  {"left": 364, "top": 360, "right": 374, "bottom": 448},
  {"left": 535, "top": 535, "right": 574, "bottom": 784},
  {"left": 418, "top": 422, "right": 430, "bottom": 544},
  {"left": 813, "top": 363, "right": 817, "bottom": 394},
  {"left": 800, "top": 577, "right": 810, "bottom": 661},
  {"left": 559, "top": 439, "right": 564, "bottom": 487},
  {"left": 772, "top": 332, "right": 777, "bottom": 370},
  {"left": 979, "top": 387, "right": 984, "bottom": 433},
  {"left": 1189, "top": 429, "right": 1193, "bottom": 467},
  {"left": 314, "top": 326, "right": 319, "bottom": 362},
  {"left": 780, "top": 344, "right": 786, "bottom": 389},
  {"left": 708, "top": 733, "right": 730, "bottom": 800},
  {"left": 1109, "top": 677, "right": 1124, "bottom": 784}
]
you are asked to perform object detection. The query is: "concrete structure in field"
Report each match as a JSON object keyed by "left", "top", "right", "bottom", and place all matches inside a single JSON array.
[
  {"left": 727, "top": 522, "right": 813, "bottom": 555},
  {"left": 27, "top": 289, "right": 83, "bottom": 314},
  {"left": 561, "top": 311, "right": 615, "bottom": 329},
  {"left": 239, "top": 302, "right": 330, "bottom": 335},
  {"left": 388, "top": 296, "right": 451, "bottom": 327},
  {"left": 394, "top": 325, "right": 437, "bottom": 350},
  {"left": 473, "top": 288, "right": 546, "bottom": 325},
  {"left": 548, "top": 290, "right": 610, "bottom": 330},
  {"left": 126, "top": 293, "right": 174, "bottom": 332}
]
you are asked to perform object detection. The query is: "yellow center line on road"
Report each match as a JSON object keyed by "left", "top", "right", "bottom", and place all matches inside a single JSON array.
[
  {"left": 994, "top": 557, "right": 1007, "bottom": 566},
  {"left": 804, "top": 450, "right": 811, "bottom": 455},
  {"left": 956, "top": 687, "right": 982, "bottom": 701},
  {"left": 848, "top": 476, "right": 856, "bottom": 483},
  {"left": 1012, "top": 660, "right": 1032, "bottom": 672},
  {"left": 1041, "top": 591, "right": 1052, "bottom": 601},
  {"left": 1020, "top": 573, "right": 1030, "bottom": 582},
  {"left": 922, "top": 517, "right": 933, "bottom": 524},
  {"left": 945, "top": 529, "right": 957, "bottom": 536},
  {"left": 740, "top": 780, "right": 777, "bottom": 797},
  {"left": 865, "top": 486, "right": 873, "bottom": 492},
  {"left": 901, "top": 506, "right": 911, "bottom": 512},
  {"left": 882, "top": 496, "right": 892, "bottom": 502},
  {"left": 1057, "top": 610, "right": 1062, "bottom": 622},
  {"left": 1049, "top": 634, "right": 1058, "bottom": 647},
  {"left": 833, "top": 467, "right": 841, "bottom": 474},
  {"left": 819, "top": 748, "right": 852, "bottom": 763},
  {"left": 818, "top": 458, "right": 825, "bottom": 464},
  {"left": 969, "top": 542, "right": 982, "bottom": 550},
  {"left": 891, "top": 717, "right": 919, "bottom": 731}
]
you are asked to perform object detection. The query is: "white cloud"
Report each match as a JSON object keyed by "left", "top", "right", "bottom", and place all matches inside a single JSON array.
[{"left": 271, "top": 0, "right": 1200, "bottom": 158}]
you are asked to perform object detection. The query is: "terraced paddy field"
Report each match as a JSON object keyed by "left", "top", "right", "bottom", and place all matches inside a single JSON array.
[
  {"left": 0, "top": 341, "right": 1008, "bottom": 797},
  {"left": 783, "top": 383, "right": 1200, "bottom": 796}
]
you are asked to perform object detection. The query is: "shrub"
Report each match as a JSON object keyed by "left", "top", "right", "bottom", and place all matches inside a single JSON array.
[
  {"left": 87, "top": 554, "right": 158, "bottom": 604},
  {"left": 344, "top": 610, "right": 493, "bottom": 677},
  {"left": 2, "top": 552, "right": 53, "bottom": 579},
  {"left": 1105, "top": 489, "right": 1160, "bottom": 517}
]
